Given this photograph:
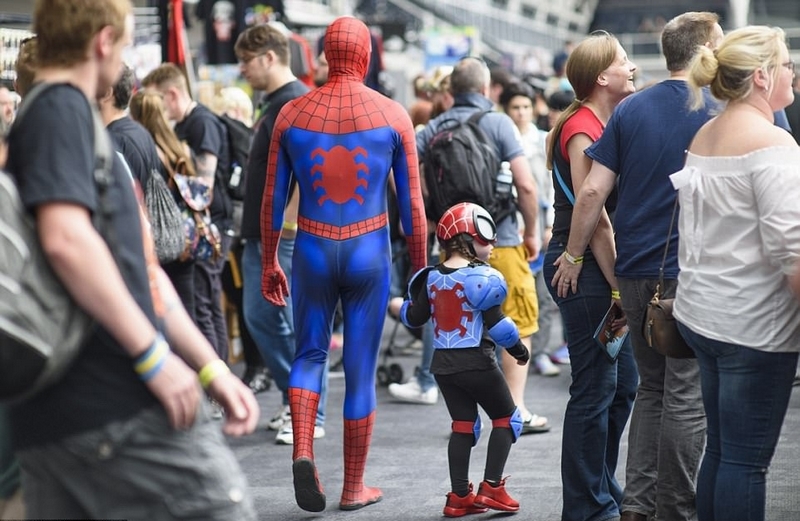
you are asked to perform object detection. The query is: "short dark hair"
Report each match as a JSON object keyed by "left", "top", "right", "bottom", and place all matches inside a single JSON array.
[
  {"left": 499, "top": 81, "right": 534, "bottom": 110},
  {"left": 661, "top": 12, "right": 720, "bottom": 72},
  {"left": 489, "top": 66, "right": 513, "bottom": 89},
  {"left": 234, "top": 24, "right": 290, "bottom": 65},
  {"left": 112, "top": 64, "right": 135, "bottom": 110},
  {"left": 547, "top": 90, "right": 575, "bottom": 111}
]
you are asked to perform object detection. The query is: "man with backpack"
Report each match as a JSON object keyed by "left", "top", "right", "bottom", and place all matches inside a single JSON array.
[
  {"left": 411, "top": 57, "right": 546, "bottom": 433},
  {"left": 3, "top": 0, "right": 258, "bottom": 518}
]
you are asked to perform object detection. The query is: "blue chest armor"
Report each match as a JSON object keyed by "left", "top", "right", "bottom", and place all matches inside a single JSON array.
[{"left": 427, "top": 265, "right": 508, "bottom": 350}]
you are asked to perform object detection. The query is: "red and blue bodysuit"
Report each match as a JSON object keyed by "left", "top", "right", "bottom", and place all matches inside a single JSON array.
[{"left": 260, "top": 16, "right": 427, "bottom": 513}]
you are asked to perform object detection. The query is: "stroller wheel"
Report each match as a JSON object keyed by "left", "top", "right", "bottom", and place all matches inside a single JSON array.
[
  {"left": 376, "top": 366, "right": 390, "bottom": 386},
  {"left": 388, "top": 364, "right": 404, "bottom": 384}
]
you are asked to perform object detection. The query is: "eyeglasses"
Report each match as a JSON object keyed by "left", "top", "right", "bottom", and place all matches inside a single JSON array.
[
  {"left": 238, "top": 52, "right": 267, "bottom": 66},
  {"left": 782, "top": 60, "right": 795, "bottom": 72}
]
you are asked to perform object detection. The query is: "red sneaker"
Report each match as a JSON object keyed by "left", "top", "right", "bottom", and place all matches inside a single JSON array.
[
  {"left": 473, "top": 478, "right": 519, "bottom": 512},
  {"left": 443, "top": 483, "right": 489, "bottom": 518}
]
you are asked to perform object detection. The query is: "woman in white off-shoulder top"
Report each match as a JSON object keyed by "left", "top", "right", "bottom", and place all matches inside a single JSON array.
[{"left": 671, "top": 25, "right": 800, "bottom": 521}]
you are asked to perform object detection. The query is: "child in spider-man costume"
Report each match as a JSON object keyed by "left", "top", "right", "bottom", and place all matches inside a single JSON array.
[
  {"left": 259, "top": 16, "right": 427, "bottom": 513},
  {"left": 400, "top": 202, "right": 530, "bottom": 518}
]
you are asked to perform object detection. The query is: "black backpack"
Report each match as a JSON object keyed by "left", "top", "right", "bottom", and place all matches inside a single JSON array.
[
  {"left": 423, "top": 110, "right": 516, "bottom": 224},
  {"left": 217, "top": 114, "right": 253, "bottom": 201},
  {"left": 1, "top": 83, "right": 113, "bottom": 403}
]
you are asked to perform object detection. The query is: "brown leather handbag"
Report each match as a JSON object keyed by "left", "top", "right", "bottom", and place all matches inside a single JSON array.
[{"left": 643, "top": 198, "right": 695, "bottom": 359}]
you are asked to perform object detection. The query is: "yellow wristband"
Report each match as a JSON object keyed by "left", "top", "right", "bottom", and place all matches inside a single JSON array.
[
  {"left": 282, "top": 221, "right": 298, "bottom": 231},
  {"left": 564, "top": 251, "right": 584, "bottom": 265},
  {"left": 198, "top": 359, "right": 231, "bottom": 389},
  {"left": 611, "top": 289, "right": 621, "bottom": 300}
]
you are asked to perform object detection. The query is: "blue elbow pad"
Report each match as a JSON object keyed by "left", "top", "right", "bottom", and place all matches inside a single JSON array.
[{"left": 488, "top": 317, "right": 520, "bottom": 348}]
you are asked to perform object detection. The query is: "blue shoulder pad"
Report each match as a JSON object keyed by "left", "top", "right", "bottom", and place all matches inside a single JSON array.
[
  {"left": 488, "top": 317, "right": 520, "bottom": 348},
  {"left": 406, "top": 266, "right": 433, "bottom": 299},
  {"left": 463, "top": 266, "right": 508, "bottom": 311}
]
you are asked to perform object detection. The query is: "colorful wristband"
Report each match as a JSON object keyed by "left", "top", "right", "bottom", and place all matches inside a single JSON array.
[
  {"left": 198, "top": 359, "right": 231, "bottom": 389},
  {"left": 611, "top": 289, "right": 621, "bottom": 300},
  {"left": 282, "top": 221, "right": 298, "bottom": 231},
  {"left": 134, "top": 333, "right": 170, "bottom": 382},
  {"left": 564, "top": 250, "right": 584, "bottom": 265}
]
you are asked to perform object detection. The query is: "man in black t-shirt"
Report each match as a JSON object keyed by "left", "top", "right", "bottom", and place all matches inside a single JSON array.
[
  {"left": 6, "top": 2, "right": 258, "bottom": 519},
  {"left": 100, "top": 65, "right": 160, "bottom": 187},
  {"left": 234, "top": 23, "right": 329, "bottom": 446},
  {"left": 142, "top": 64, "right": 233, "bottom": 362}
]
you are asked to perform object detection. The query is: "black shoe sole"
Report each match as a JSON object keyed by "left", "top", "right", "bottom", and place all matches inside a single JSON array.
[{"left": 293, "top": 458, "right": 326, "bottom": 512}]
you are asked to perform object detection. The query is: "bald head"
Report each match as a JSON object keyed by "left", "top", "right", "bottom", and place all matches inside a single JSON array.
[{"left": 448, "top": 57, "right": 490, "bottom": 96}]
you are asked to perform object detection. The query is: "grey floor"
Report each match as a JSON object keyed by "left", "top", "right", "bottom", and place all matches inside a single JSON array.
[{"left": 228, "top": 319, "right": 800, "bottom": 521}]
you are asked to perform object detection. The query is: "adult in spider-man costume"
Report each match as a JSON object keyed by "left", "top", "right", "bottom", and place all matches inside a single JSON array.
[{"left": 260, "top": 16, "right": 427, "bottom": 512}]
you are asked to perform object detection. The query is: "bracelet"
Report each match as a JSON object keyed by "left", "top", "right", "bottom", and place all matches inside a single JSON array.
[
  {"left": 198, "top": 359, "right": 231, "bottom": 390},
  {"left": 282, "top": 221, "right": 298, "bottom": 231},
  {"left": 563, "top": 250, "right": 584, "bottom": 265},
  {"left": 134, "top": 332, "right": 170, "bottom": 382},
  {"left": 611, "top": 289, "right": 621, "bottom": 300}
]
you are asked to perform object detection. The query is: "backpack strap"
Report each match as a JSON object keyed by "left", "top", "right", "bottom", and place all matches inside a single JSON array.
[{"left": 13, "top": 82, "right": 115, "bottom": 247}]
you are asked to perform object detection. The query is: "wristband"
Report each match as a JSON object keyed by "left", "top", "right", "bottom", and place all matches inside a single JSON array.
[
  {"left": 563, "top": 250, "right": 584, "bottom": 265},
  {"left": 611, "top": 289, "right": 621, "bottom": 300},
  {"left": 282, "top": 221, "right": 298, "bottom": 231},
  {"left": 199, "top": 359, "right": 231, "bottom": 389},
  {"left": 134, "top": 332, "right": 170, "bottom": 382}
]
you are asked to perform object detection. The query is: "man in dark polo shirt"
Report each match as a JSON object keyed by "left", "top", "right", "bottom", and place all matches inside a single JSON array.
[{"left": 235, "top": 23, "right": 328, "bottom": 446}]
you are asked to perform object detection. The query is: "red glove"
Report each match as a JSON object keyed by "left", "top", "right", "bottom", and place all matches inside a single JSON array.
[{"left": 262, "top": 267, "right": 288, "bottom": 306}]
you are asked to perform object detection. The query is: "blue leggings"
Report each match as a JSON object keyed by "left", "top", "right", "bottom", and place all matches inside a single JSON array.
[{"left": 289, "top": 229, "right": 391, "bottom": 420}]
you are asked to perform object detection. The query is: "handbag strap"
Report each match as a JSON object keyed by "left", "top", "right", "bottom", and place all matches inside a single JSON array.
[{"left": 657, "top": 196, "right": 680, "bottom": 297}]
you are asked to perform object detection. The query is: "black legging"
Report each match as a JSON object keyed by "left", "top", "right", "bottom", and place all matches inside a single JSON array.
[{"left": 435, "top": 366, "right": 517, "bottom": 496}]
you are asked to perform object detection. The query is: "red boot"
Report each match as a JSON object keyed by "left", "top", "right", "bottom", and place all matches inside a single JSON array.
[
  {"left": 473, "top": 477, "right": 519, "bottom": 512},
  {"left": 339, "top": 411, "right": 383, "bottom": 510},
  {"left": 443, "top": 483, "right": 490, "bottom": 517},
  {"left": 289, "top": 388, "right": 325, "bottom": 512}
]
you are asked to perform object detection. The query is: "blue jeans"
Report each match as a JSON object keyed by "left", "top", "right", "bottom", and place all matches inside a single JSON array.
[
  {"left": 242, "top": 240, "right": 327, "bottom": 425},
  {"left": 392, "top": 238, "right": 436, "bottom": 393},
  {"left": 617, "top": 278, "right": 705, "bottom": 521},
  {"left": 415, "top": 322, "right": 436, "bottom": 391},
  {"left": 544, "top": 243, "right": 638, "bottom": 521},
  {"left": 678, "top": 323, "right": 798, "bottom": 521}
]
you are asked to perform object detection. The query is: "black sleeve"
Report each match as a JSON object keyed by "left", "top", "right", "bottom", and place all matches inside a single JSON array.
[
  {"left": 403, "top": 273, "right": 431, "bottom": 328},
  {"left": 482, "top": 305, "right": 504, "bottom": 329},
  {"left": 9, "top": 86, "right": 96, "bottom": 212}
]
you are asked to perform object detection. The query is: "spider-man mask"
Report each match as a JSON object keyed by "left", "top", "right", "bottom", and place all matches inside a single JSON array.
[{"left": 323, "top": 16, "right": 371, "bottom": 82}]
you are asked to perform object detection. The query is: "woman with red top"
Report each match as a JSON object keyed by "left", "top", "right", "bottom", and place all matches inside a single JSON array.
[{"left": 542, "top": 31, "right": 640, "bottom": 521}]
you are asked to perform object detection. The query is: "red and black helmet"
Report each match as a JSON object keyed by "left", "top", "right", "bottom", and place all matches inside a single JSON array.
[{"left": 436, "top": 202, "right": 497, "bottom": 246}]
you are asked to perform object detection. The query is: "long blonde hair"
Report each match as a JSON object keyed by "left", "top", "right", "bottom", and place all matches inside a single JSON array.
[
  {"left": 129, "top": 91, "right": 196, "bottom": 177},
  {"left": 545, "top": 31, "right": 620, "bottom": 169}
]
